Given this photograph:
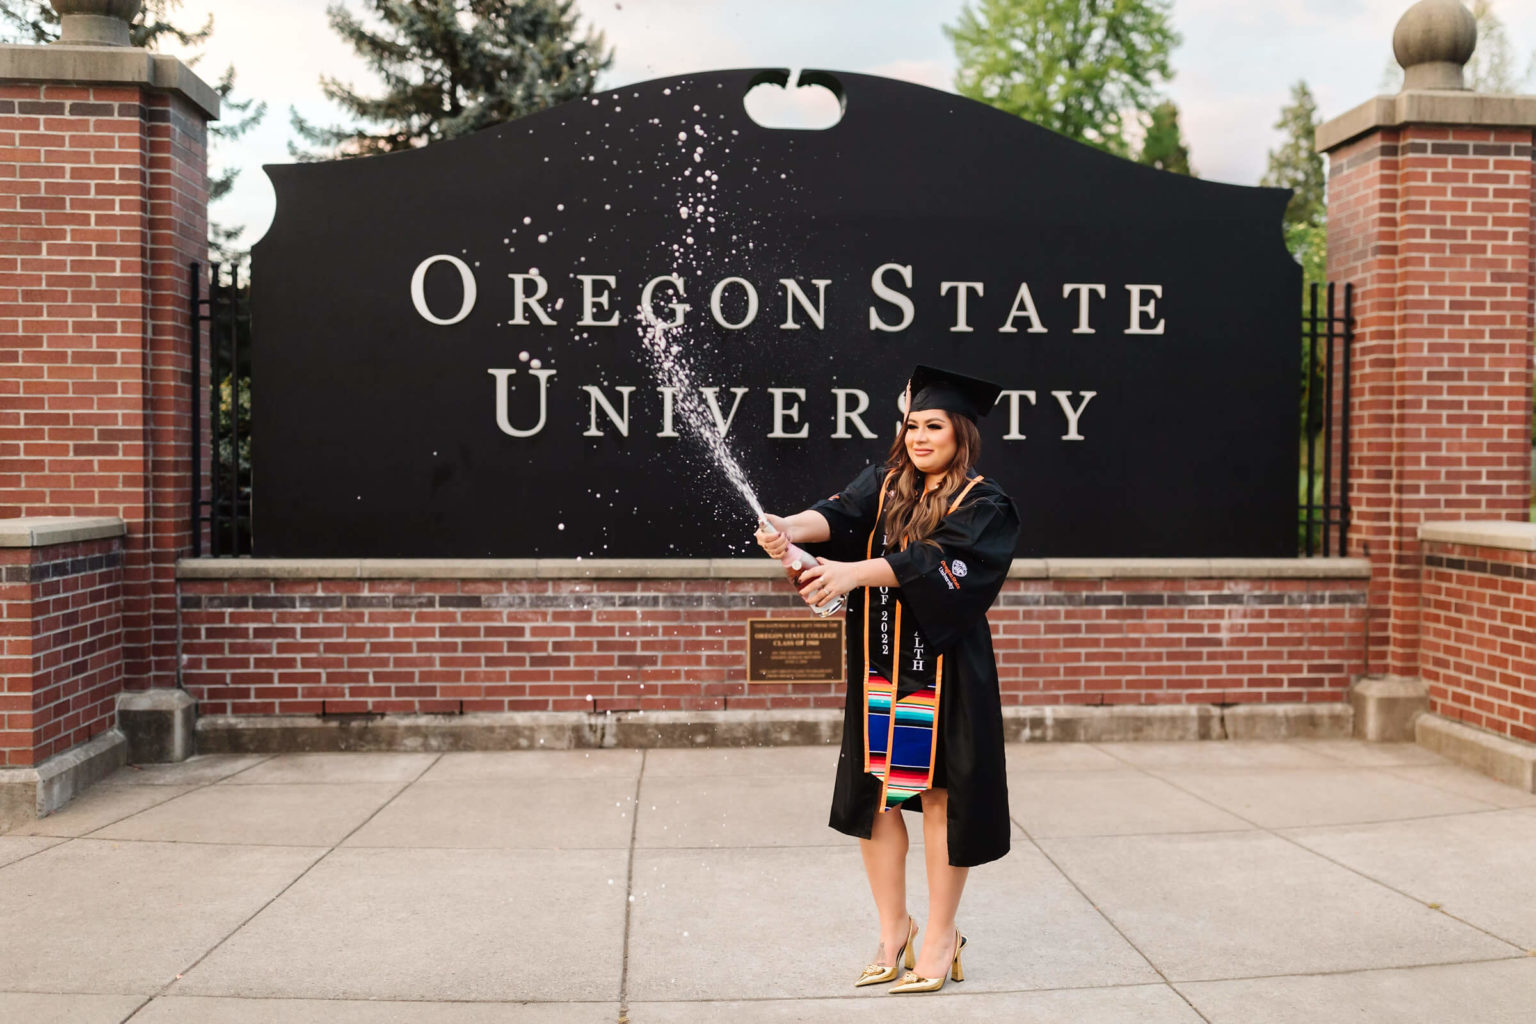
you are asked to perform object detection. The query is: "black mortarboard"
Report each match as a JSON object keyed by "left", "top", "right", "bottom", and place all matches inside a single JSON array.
[{"left": 907, "top": 364, "right": 1003, "bottom": 422}]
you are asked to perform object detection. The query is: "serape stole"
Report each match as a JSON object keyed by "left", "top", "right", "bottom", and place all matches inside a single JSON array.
[{"left": 862, "top": 473, "right": 985, "bottom": 812}]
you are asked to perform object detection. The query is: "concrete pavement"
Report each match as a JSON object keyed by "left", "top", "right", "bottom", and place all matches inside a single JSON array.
[{"left": 2, "top": 739, "right": 1535, "bottom": 1023}]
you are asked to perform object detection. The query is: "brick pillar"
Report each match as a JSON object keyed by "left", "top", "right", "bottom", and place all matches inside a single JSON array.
[
  {"left": 1319, "top": 87, "right": 1536, "bottom": 680},
  {"left": 0, "top": 44, "right": 219, "bottom": 699}
]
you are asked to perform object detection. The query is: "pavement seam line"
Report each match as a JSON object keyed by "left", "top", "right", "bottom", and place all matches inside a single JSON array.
[
  {"left": 617, "top": 748, "right": 646, "bottom": 1024},
  {"left": 119, "top": 751, "right": 447, "bottom": 1019},
  {"left": 0, "top": 754, "right": 283, "bottom": 871},
  {"left": 1165, "top": 951, "right": 1536, "bottom": 987},
  {"left": 1116, "top": 760, "right": 1534, "bottom": 956},
  {"left": 1007, "top": 808, "right": 1215, "bottom": 1024}
]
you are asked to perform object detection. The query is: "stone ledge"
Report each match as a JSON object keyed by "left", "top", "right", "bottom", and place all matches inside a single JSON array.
[
  {"left": 1420, "top": 519, "right": 1536, "bottom": 552},
  {"left": 0, "top": 729, "right": 127, "bottom": 831},
  {"left": 1416, "top": 713, "right": 1536, "bottom": 793},
  {"left": 0, "top": 44, "right": 219, "bottom": 119},
  {"left": 0, "top": 516, "right": 126, "bottom": 548},
  {"left": 1317, "top": 89, "right": 1536, "bottom": 153},
  {"left": 1351, "top": 675, "right": 1430, "bottom": 742},
  {"left": 177, "top": 556, "right": 1371, "bottom": 582},
  {"left": 194, "top": 702, "right": 1353, "bottom": 753}
]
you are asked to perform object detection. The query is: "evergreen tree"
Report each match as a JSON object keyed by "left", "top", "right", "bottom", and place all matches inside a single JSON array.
[
  {"left": 0, "top": 0, "right": 267, "bottom": 262},
  {"left": 1259, "top": 80, "right": 1324, "bottom": 230},
  {"left": 945, "top": 0, "right": 1180, "bottom": 158},
  {"left": 1136, "top": 100, "right": 1194, "bottom": 175},
  {"left": 290, "top": 0, "right": 613, "bottom": 159}
]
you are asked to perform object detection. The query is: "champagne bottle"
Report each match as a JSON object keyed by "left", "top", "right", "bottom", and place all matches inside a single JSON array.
[{"left": 760, "top": 518, "right": 845, "bottom": 617}]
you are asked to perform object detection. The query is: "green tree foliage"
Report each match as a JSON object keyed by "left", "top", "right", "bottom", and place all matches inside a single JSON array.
[
  {"left": 1136, "top": 99, "right": 1193, "bottom": 174},
  {"left": 945, "top": 0, "right": 1181, "bottom": 157},
  {"left": 1259, "top": 80, "right": 1330, "bottom": 518},
  {"left": 0, "top": 0, "right": 267, "bottom": 261},
  {"left": 1259, "top": 80, "right": 1324, "bottom": 232},
  {"left": 290, "top": 0, "right": 613, "bottom": 159}
]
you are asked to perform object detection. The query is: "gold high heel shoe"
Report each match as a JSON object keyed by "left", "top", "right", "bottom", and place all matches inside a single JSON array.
[
  {"left": 888, "top": 929, "right": 966, "bottom": 993},
  {"left": 854, "top": 915, "right": 918, "bottom": 987}
]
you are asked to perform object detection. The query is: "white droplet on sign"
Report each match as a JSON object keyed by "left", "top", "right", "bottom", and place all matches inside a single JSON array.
[
  {"left": 518, "top": 351, "right": 530, "bottom": 362},
  {"left": 522, "top": 216, "right": 531, "bottom": 224},
  {"left": 529, "top": 359, "right": 542, "bottom": 369}
]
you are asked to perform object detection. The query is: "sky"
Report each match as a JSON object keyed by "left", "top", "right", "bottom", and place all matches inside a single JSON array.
[{"left": 158, "top": 0, "right": 1536, "bottom": 250}]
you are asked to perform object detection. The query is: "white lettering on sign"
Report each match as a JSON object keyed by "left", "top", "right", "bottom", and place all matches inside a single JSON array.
[
  {"left": 998, "top": 282, "right": 1048, "bottom": 334},
  {"left": 415, "top": 255, "right": 1169, "bottom": 338},
  {"left": 767, "top": 388, "right": 809, "bottom": 439},
  {"left": 710, "top": 276, "right": 759, "bottom": 330},
  {"left": 509, "top": 272, "right": 556, "bottom": 326},
  {"left": 939, "top": 281, "right": 984, "bottom": 333},
  {"left": 1053, "top": 390, "right": 1097, "bottom": 441},
  {"left": 1062, "top": 283, "right": 1107, "bottom": 334},
  {"left": 998, "top": 390, "right": 1038, "bottom": 440},
  {"left": 484, "top": 380, "right": 1098, "bottom": 443},
  {"left": 779, "top": 278, "right": 831, "bottom": 330},
  {"left": 640, "top": 274, "right": 690, "bottom": 327},
  {"left": 701, "top": 387, "right": 749, "bottom": 435},
  {"left": 657, "top": 386, "right": 679, "bottom": 438},
  {"left": 577, "top": 274, "right": 621, "bottom": 327},
  {"left": 411, "top": 254, "right": 477, "bottom": 325},
  {"left": 1125, "top": 284, "right": 1166, "bottom": 335},
  {"left": 831, "top": 389, "right": 877, "bottom": 440},
  {"left": 867, "top": 262, "right": 914, "bottom": 332},
  {"left": 488, "top": 367, "right": 556, "bottom": 437},
  {"left": 581, "top": 385, "right": 636, "bottom": 437}
]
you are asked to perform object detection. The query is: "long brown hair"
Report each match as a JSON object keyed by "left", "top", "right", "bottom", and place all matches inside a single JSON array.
[{"left": 881, "top": 411, "right": 981, "bottom": 551}]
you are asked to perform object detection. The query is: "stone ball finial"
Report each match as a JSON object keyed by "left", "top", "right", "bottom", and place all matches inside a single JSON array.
[
  {"left": 49, "top": 0, "right": 143, "bottom": 47},
  {"left": 1393, "top": 0, "right": 1478, "bottom": 91}
]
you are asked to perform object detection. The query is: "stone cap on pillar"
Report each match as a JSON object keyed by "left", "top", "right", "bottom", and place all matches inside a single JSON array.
[
  {"left": 1315, "top": 0, "right": 1536, "bottom": 153},
  {"left": 52, "top": 0, "right": 142, "bottom": 47},
  {"left": 0, "top": 0, "right": 219, "bottom": 121}
]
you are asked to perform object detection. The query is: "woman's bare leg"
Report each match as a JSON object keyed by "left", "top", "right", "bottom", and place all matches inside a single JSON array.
[
  {"left": 858, "top": 806, "right": 911, "bottom": 966},
  {"left": 915, "top": 788, "right": 968, "bottom": 977}
]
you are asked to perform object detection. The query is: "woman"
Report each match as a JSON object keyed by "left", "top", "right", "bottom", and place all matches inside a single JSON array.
[{"left": 755, "top": 364, "right": 1020, "bottom": 994}]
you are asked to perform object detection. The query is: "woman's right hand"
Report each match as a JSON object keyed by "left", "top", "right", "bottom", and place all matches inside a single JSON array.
[{"left": 755, "top": 514, "right": 791, "bottom": 560}]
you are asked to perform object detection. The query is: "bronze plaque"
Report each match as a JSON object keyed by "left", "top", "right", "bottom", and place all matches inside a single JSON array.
[{"left": 746, "top": 618, "right": 846, "bottom": 684}]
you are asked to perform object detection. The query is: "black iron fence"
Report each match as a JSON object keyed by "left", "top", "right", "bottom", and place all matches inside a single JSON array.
[
  {"left": 190, "top": 261, "right": 252, "bottom": 556},
  {"left": 188, "top": 265, "right": 1353, "bottom": 559},
  {"left": 1298, "top": 282, "right": 1354, "bottom": 556}
]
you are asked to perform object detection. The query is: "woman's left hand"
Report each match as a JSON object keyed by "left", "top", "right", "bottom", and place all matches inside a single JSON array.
[{"left": 797, "top": 557, "right": 860, "bottom": 607}]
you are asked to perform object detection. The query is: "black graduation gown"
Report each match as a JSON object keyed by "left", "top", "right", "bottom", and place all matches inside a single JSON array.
[{"left": 806, "top": 463, "right": 1021, "bottom": 868}]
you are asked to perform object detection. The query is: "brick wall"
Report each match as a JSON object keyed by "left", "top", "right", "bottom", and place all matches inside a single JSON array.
[
  {"left": 1325, "top": 124, "right": 1536, "bottom": 678},
  {"left": 177, "top": 571, "right": 1368, "bottom": 715},
  {"left": 0, "top": 82, "right": 210, "bottom": 698},
  {"left": 1421, "top": 538, "right": 1536, "bottom": 744},
  {"left": 0, "top": 536, "right": 124, "bottom": 766}
]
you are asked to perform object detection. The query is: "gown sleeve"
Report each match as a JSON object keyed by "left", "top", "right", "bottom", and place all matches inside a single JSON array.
[
  {"left": 882, "top": 492, "right": 1021, "bottom": 653},
  {"left": 804, "top": 463, "right": 888, "bottom": 559}
]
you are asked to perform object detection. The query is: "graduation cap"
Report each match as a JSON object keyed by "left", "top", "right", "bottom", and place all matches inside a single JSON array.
[{"left": 907, "top": 364, "right": 1003, "bottom": 422}]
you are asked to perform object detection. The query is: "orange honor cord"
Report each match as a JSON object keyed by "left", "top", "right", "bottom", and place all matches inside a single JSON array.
[{"left": 947, "top": 475, "right": 984, "bottom": 515}]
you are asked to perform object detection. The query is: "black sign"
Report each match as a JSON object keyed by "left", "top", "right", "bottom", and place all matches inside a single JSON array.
[
  {"left": 253, "top": 68, "right": 1298, "bottom": 558},
  {"left": 747, "top": 618, "right": 846, "bottom": 684}
]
